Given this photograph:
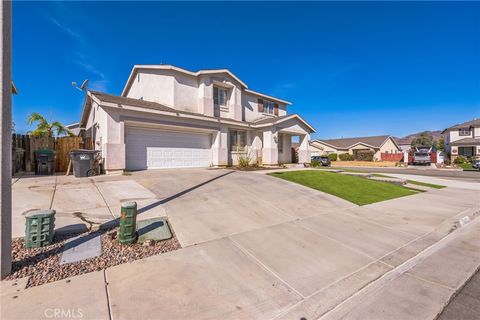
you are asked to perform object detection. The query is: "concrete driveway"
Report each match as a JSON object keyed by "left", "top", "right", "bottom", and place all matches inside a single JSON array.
[
  {"left": 6, "top": 168, "right": 480, "bottom": 320},
  {"left": 12, "top": 169, "right": 355, "bottom": 245}
]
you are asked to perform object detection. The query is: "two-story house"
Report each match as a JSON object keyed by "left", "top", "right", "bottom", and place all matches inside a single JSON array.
[
  {"left": 442, "top": 118, "right": 480, "bottom": 160},
  {"left": 78, "top": 65, "right": 315, "bottom": 172}
]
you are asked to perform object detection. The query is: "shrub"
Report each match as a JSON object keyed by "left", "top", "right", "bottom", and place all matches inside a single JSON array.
[
  {"left": 356, "top": 150, "right": 374, "bottom": 161},
  {"left": 328, "top": 153, "right": 337, "bottom": 161},
  {"left": 454, "top": 156, "right": 467, "bottom": 165},
  {"left": 443, "top": 159, "right": 451, "bottom": 166},
  {"left": 237, "top": 153, "right": 251, "bottom": 168},
  {"left": 338, "top": 153, "right": 354, "bottom": 161},
  {"left": 311, "top": 160, "right": 320, "bottom": 167}
]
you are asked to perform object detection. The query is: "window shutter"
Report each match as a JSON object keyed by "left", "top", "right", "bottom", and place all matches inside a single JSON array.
[
  {"left": 274, "top": 103, "right": 279, "bottom": 116},
  {"left": 258, "top": 98, "right": 264, "bottom": 113}
]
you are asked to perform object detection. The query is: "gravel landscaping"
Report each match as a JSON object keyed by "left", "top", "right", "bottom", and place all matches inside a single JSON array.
[{"left": 5, "top": 223, "right": 181, "bottom": 288}]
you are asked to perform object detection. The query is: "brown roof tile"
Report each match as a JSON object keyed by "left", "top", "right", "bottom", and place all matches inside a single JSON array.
[{"left": 315, "top": 135, "right": 392, "bottom": 149}]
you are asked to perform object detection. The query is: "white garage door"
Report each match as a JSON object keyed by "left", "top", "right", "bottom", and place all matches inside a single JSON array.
[{"left": 125, "top": 127, "right": 212, "bottom": 170}]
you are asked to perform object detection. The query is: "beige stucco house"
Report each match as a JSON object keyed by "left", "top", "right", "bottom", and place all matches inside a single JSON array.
[
  {"left": 310, "top": 135, "right": 400, "bottom": 161},
  {"left": 442, "top": 118, "right": 480, "bottom": 160},
  {"left": 78, "top": 65, "right": 315, "bottom": 172}
]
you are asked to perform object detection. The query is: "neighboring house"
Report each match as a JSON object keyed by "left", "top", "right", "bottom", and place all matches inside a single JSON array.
[
  {"left": 310, "top": 135, "right": 401, "bottom": 161},
  {"left": 79, "top": 65, "right": 315, "bottom": 172},
  {"left": 65, "top": 122, "right": 84, "bottom": 136},
  {"left": 395, "top": 137, "right": 413, "bottom": 153},
  {"left": 442, "top": 118, "right": 480, "bottom": 160}
]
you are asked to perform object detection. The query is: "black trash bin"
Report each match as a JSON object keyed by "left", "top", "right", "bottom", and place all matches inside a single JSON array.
[
  {"left": 70, "top": 149, "right": 100, "bottom": 177},
  {"left": 34, "top": 149, "right": 55, "bottom": 175}
]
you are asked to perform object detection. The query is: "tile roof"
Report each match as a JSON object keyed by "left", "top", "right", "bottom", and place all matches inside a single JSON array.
[
  {"left": 450, "top": 138, "right": 480, "bottom": 146},
  {"left": 444, "top": 118, "right": 480, "bottom": 131},
  {"left": 314, "top": 135, "right": 392, "bottom": 149},
  {"left": 252, "top": 114, "right": 291, "bottom": 125},
  {"left": 86, "top": 91, "right": 315, "bottom": 132}
]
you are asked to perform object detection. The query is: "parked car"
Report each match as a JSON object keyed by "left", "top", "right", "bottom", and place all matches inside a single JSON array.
[
  {"left": 413, "top": 152, "right": 431, "bottom": 165},
  {"left": 472, "top": 159, "right": 480, "bottom": 170},
  {"left": 311, "top": 155, "right": 331, "bottom": 166}
]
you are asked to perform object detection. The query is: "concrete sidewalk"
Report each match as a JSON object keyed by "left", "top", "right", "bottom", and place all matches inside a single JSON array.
[
  {"left": 379, "top": 173, "right": 480, "bottom": 191},
  {"left": 319, "top": 217, "right": 480, "bottom": 320}
]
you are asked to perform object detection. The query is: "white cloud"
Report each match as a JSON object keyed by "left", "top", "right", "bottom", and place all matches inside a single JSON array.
[{"left": 88, "top": 79, "right": 109, "bottom": 92}]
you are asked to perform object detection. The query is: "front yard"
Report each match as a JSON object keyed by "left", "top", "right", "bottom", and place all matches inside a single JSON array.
[{"left": 269, "top": 170, "right": 418, "bottom": 205}]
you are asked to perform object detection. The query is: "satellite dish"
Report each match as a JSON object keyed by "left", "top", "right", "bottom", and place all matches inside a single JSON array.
[
  {"left": 71, "top": 79, "right": 89, "bottom": 92},
  {"left": 80, "top": 79, "right": 89, "bottom": 90}
]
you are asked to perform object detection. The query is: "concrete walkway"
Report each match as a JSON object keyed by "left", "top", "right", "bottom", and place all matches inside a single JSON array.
[
  {"left": 4, "top": 171, "right": 479, "bottom": 319},
  {"left": 379, "top": 173, "right": 480, "bottom": 191}
]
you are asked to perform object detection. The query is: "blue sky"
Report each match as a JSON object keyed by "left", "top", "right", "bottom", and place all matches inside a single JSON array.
[{"left": 12, "top": 1, "right": 480, "bottom": 139}]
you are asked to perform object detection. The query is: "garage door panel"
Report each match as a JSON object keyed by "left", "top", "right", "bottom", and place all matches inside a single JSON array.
[{"left": 125, "top": 127, "right": 212, "bottom": 170}]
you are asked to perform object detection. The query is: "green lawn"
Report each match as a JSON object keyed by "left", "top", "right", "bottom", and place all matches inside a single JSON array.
[
  {"left": 269, "top": 170, "right": 418, "bottom": 206},
  {"left": 407, "top": 180, "right": 446, "bottom": 189},
  {"left": 458, "top": 163, "right": 473, "bottom": 170}
]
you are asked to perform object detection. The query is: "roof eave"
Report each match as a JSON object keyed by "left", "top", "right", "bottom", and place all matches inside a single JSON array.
[{"left": 244, "top": 89, "right": 292, "bottom": 105}]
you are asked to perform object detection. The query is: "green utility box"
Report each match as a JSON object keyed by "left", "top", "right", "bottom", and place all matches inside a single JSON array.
[
  {"left": 25, "top": 209, "right": 56, "bottom": 248},
  {"left": 119, "top": 201, "right": 137, "bottom": 244}
]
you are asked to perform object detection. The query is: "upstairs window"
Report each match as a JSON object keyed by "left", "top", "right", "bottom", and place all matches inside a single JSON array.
[
  {"left": 264, "top": 100, "right": 275, "bottom": 114},
  {"left": 459, "top": 128, "right": 471, "bottom": 136},
  {"left": 213, "top": 87, "right": 228, "bottom": 107}
]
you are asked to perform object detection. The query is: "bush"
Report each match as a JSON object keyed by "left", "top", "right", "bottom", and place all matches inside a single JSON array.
[
  {"left": 454, "top": 156, "right": 467, "bottom": 164},
  {"left": 443, "top": 159, "right": 451, "bottom": 166},
  {"left": 328, "top": 153, "right": 337, "bottom": 161},
  {"left": 237, "top": 154, "right": 251, "bottom": 168},
  {"left": 311, "top": 160, "right": 320, "bottom": 168},
  {"left": 356, "top": 150, "right": 374, "bottom": 161},
  {"left": 338, "top": 153, "right": 354, "bottom": 161}
]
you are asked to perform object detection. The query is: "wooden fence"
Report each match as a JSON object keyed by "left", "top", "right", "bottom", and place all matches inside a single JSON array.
[
  {"left": 380, "top": 153, "right": 404, "bottom": 162},
  {"left": 12, "top": 134, "right": 93, "bottom": 174}
]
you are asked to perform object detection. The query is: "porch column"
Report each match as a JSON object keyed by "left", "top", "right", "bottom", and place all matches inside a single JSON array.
[
  {"left": 298, "top": 134, "right": 311, "bottom": 164},
  {"left": 262, "top": 129, "right": 278, "bottom": 166},
  {"left": 212, "top": 127, "right": 228, "bottom": 166},
  {"left": 451, "top": 146, "right": 458, "bottom": 162}
]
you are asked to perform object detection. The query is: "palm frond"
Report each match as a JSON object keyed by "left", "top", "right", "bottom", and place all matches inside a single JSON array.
[
  {"left": 51, "top": 121, "right": 72, "bottom": 137},
  {"left": 27, "top": 112, "right": 48, "bottom": 126},
  {"left": 30, "top": 128, "right": 48, "bottom": 136}
]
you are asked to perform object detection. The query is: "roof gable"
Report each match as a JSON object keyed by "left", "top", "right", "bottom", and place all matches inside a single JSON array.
[
  {"left": 313, "top": 135, "right": 392, "bottom": 149},
  {"left": 442, "top": 118, "right": 480, "bottom": 133}
]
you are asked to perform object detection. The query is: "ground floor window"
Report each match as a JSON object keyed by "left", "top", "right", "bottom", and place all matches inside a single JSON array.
[
  {"left": 230, "top": 130, "right": 246, "bottom": 152},
  {"left": 458, "top": 146, "right": 474, "bottom": 157},
  {"left": 278, "top": 133, "right": 284, "bottom": 152}
]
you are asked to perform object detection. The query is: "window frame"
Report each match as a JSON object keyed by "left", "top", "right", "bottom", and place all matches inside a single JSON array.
[
  {"left": 213, "top": 86, "right": 228, "bottom": 107},
  {"left": 230, "top": 130, "right": 247, "bottom": 152},
  {"left": 263, "top": 100, "right": 275, "bottom": 115},
  {"left": 459, "top": 128, "right": 471, "bottom": 136}
]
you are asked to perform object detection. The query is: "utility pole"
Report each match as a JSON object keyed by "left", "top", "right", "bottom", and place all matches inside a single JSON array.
[{"left": 0, "top": 0, "right": 12, "bottom": 279}]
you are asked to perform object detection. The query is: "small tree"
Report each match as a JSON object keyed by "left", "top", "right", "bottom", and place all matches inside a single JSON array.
[
  {"left": 437, "top": 136, "right": 445, "bottom": 152},
  {"left": 27, "top": 112, "right": 73, "bottom": 137},
  {"left": 410, "top": 132, "right": 436, "bottom": 149}
]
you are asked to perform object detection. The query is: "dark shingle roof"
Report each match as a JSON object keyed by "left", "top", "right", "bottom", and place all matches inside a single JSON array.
[
  {"left": 84, "top": 91, "right": 315, "bottom": 133},
  {"left": 90, "top": 91, "right": 178, "bottom": 113},
  {"left": 444, "top": 119, "right": 480, "bottom": 132},
  {"left": 252, "top": 114, "right": 291, "bottom": 125},
  {"left": 315, "top": 135, "right": 392, "bottom": 149},
  {"left": 450, "top": 138, "right": 480, "bottom": 146}
]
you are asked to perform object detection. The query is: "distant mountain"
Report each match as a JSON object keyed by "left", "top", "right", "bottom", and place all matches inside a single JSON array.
[{"left": 394, "top": 130, "right": 442, "bottom": 145}]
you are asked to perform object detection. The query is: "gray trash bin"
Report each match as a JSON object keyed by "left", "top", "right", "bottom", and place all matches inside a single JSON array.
[{"left": 70, "top": 150, "right": 99, "bottom": 177}]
